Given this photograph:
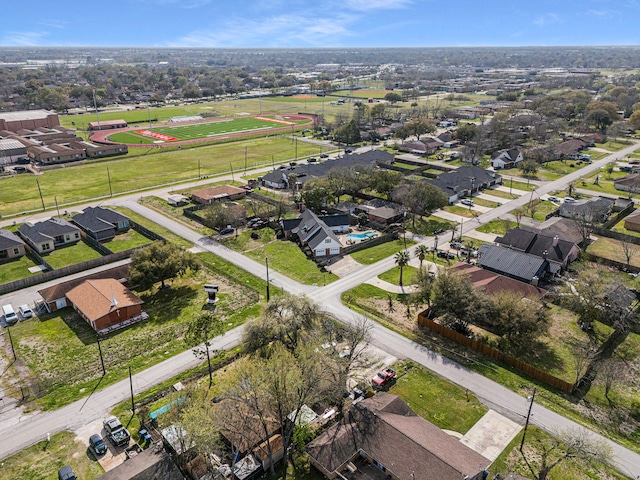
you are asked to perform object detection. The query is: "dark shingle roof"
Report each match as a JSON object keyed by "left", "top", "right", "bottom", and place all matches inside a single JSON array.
[
  {"left": 478, "top": 244, "right": 547, "bottom": 283},
  {"left": 72, "top": 207, "right": 129, "bottom": 233},
  {"left": 0, "top": 229, "right": 25, "bottom": 250},
  {"left": 427, "top": 166, "right": 500, "bottom": 195},
  {"left": 496, "top": 227, "right": 577, "bottom": 265},
  {"left": 306, "top": 393, "right": 489, "bottom": 480},
  {"left": 18, "top": 218, "right": 79, "bottom": 244}
]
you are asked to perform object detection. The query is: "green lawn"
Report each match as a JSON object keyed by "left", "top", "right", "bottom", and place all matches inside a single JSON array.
[
  {"left": 538, "top": 160, "right": 586, "bottom": 181},
  {"left": 485, "top": 187, "right": 522, "bottom": 200},
  {"left": 104, "top": 229, "right": 152, "bottom": 252},
  {"left": 44, "top": 241, "right": 102, "bottom": 269},
  {"left": 491, "top": 426, "right": 630, "bottom": 480},
  {"left": 244, "top": 239, "right": 338, "bottom": 285},
  {"left": 349, "top": 239, "right": 416, "bottom": 265},
  {"left": 408, "top": 216, "right": 456, "bottom": 236},
  {"left": 0, "top": 137, "right": 321, "bottom": 217},
  {"left": 392, "top": 161, "right": 422, "bottom": 170},
  {"left": 471, "top": 196, "right": 501, "bottom": 208},
  {"left": 378, "top": 265, "right": 418, "bottom": 286},
  {"left": 443, "top": 205, "right": 480, "bottom": 218},
  {"left": 0, "top": 255, "right": 42, "bottom": 284},
  {"left": 111, "top": 207, "right": 193, "bottom": 249},
  {"left": 107, "top": 131, "right": 154, "bottom": 144},
  {"left": 579, "top": 168, "right": 639, "bottom": 198},
  {"left": 587, "top": 237, "right": 640, "bottom": 267},
  {"left": 0, "top": 431, "right": 104, "bottom": 480},
  {"left": 389, "top": 363, "right": 488, "bottom": 434},
  {"left": 476, "top": 218, "right": 510, "bottom": 235},
  {"left": 596, "top": 140, "right": 633, "bottom": 151}
]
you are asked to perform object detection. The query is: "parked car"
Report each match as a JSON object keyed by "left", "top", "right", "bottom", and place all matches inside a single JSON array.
[
  {"left": 308, "top": 157, "right": 317, "bottom": 163},
  {"left": 2, "top": 304, "right": 17, "bottom": 325},
  {"left": 58, "top": 466, "right": 77, "bottom": 480},
  {"left": 433, "top": 228, "right": 445, "bottom": 235},
  {"left": 103, "top": 416, "right": 131, "bottom": 447},
  {"left": 18, "top": 304, "right": 33, "bottom": 319},
  {"left": 564, "top": 197, "right": 576, "bottom": 203},
  {"left": 344, "top": 148, "right": 353, "bottom": 154},
  {"left": 547, "top": 195, "right": 559, "bottom": 203},
  {"left": 437, "top": 250, "right": 456, "bottom": 259},
  {"left": 449, "top": 241, "right": 463, "bottom": 250},
  {"left": 371, "top": 368, "right": 396, "bottom": 387},
  {"left": 89, "top": 434, "right": 107, "bottom": 456},
  {"left": 220, "top": 226, "right": 235, "bottom": 235},
  {"left": 320, "top": 153, "right": 329, "bottom": 158},
  {"left": 460, "top": 198, "right": 474, "bottom": 207}
]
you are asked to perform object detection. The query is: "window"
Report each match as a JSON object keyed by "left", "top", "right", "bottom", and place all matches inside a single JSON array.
[
  {"left": 325, "top": 238, "right": 331, "bottom": 243},
  {"left": 13, "top": 248, "right": 20, "bottom": 255},
  {"left": 74, "top": 233, "right": 79, "bottom": 239},
  {"left": 42, "top": 243, "right": 50, "bottom": 251}
]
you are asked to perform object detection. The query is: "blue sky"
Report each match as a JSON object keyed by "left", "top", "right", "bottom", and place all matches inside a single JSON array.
[{"left": 1, "top": 0, "right": 639, "bottom": 48}]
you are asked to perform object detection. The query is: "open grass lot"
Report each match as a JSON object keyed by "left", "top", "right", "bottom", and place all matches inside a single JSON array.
[
  {"left": 342, "top": 89, "right": 393, "bottom": 99},
  {"left": 528, "top": 199, "right": 558, "bottom": 222},
  {"left": 349, "top": 239, "right": 416, "bottom": 265},
  {"left": 538, "top": 160, "right": 589, "bottom": 181},
  {"left": 578, "top": 168, "right": 639, "bottom": 198},
  {"left": 583, "top": 149, "right": 611, "bottom": 160},
  {"left": 109, "top": 116, "right": 308, "bottom": 144},
  {"left": 378, "top": 265, "right": 418, "bottom": 286},
  {"left": 491, "top": 426, "right": 629, "bottom": 480},
  {"left": 43, "top": 240, "right": 102, "bottom": 269},
  {"left": 389, "top": 362, "right": 488, "bottom": 434},
  {"left": 0, "top": 137, "right": 320, "bottom": 217},
  {"left": 596, "top": 140, "right": 633, "bottom": 151},
  {"left": 475, "top": 218, "right": 510, "bottom": 236},
  {"left": 104, "top": 229, "right": 152, "bottom": 253},
  {"left": 0, "top": 255, "right": 42, "bottom": 284},
  {"left": 500, "top": 179, "right": 538, "bottom": 192},
  {"left": 111, "top": 207, "right": 193, "bottom": 249},
  {"left": 587, "top": 236, "right": 640, "bottom": 268},
  {"left": 138, "top": 196, "right": 214, "bottom": 237},
  {"left": 0, "top": 431, "right": 104, "bottom": 480},
  {"left": 408, "top": 215, "right": 456, "bottom": 236},
  {"left": 243, "top": 239, "right": 338, "bottom": 285},
  {"left": 471, "top": 196, "right": 501, "bottom": 208},
  {"left": 7, "top": 254, "right": 262, "bottom": 410},
  {"left": 484, "top": 187, "right": 521, "bottom": 200},
  {"left": 444, "top": 205, "right": 481, "bottom": 218}
]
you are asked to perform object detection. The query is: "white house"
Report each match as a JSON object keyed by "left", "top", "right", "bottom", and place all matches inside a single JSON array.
[{"left": 491, "top": 149, "right": 523, "bottom": 169}]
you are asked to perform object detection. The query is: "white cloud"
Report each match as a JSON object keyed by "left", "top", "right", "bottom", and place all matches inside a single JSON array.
[
  {"left": 587, "top": 9, "right": 616, "bottom": 17},
  {"left": 1, "top": 31, "right": 48, "bottom": 46},
  {"left": 168, "top": 12, "right": 355, "bottom": 47},
  {"left": 533, "top": 13, "right": 563, "bottom": 27},
  {"left": 343, "top": 0, "right": 412, "bottom": 10}
]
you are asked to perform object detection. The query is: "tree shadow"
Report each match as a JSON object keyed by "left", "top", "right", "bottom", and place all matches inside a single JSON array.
[{"left": 511, "top": 339, "right": 567, "bottom": 374}]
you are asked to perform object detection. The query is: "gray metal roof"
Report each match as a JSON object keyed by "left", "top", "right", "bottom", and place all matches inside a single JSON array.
[{"left": 478, "top": 244, "right": 547, "bottom": 283}]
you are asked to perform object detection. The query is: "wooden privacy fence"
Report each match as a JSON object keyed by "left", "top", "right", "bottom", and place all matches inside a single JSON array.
[{"left": 417, "top": 311, "right": 574, "bottom": 393}]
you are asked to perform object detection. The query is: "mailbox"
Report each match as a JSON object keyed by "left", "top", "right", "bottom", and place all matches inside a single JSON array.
[{"left": 204, "top": 284, "right": 219, "bottom": 304}]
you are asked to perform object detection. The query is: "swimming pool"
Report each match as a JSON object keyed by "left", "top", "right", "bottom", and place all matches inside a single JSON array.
[{"left": 347, "top": 231, "right": 376, "bottom": 241}]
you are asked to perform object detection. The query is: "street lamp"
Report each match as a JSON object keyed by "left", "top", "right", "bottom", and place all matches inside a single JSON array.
[
  {"left": 265, "top": 257, "right": 271, "bottom": 301},
  {"left": 519, "top": 386, "right": 537, "bottom": 452}
]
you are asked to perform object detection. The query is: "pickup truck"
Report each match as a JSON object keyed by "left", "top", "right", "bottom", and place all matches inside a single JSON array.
[
  {"left": 371, "top": 368, "right": 396, "bottom": 387},
  {"left": 103, "top": 416, "right": 131, "bottom": 447}
]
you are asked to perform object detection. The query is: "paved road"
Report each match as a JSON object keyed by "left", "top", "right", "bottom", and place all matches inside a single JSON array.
[{"left": 1, "top": 142, "right": 640, "bottom": 477}]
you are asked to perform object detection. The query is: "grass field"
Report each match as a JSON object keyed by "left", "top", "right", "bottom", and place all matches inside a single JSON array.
[
  {"left": 107, "top": 116, "right": 310, "bottom": 144},
  {"left": 349, "top": 239, "right": 416, "bottom": 265},
  {"left": 0, "top": 255, "right": 42, "bottom": 284},
  {"left": 44, "top": 241, "right": 102, "bottom": 269},
  {"left": 378, "top": 265, "right": 418, "bottom": 286},
  {"left": 0, "top": 137, "right": 321, "bottom": 217}
]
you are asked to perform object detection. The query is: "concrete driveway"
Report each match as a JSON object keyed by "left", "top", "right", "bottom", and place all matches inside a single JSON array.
[{"left": 460, "top": 410, "right": 522, "bottom": 462}]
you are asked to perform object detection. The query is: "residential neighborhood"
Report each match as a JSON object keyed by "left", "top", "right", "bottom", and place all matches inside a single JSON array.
[{"left": 1, "top": 46, "right": 640, "bottom": 480}]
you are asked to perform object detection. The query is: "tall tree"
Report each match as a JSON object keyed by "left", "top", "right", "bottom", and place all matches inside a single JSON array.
[
  {"left": 414, "top": 244, "right": 430, "bottom": 271},
  {"left": 184, "top": 311, "right": 225, "bottom": 388},
  {"left": 405, "top": 117, "right": 436, "bottom": 141},
  {"left": 333, "top": 119, "right": 361, "bottom": 145},
  {"left": 394, "top": 250, "right": 411, "bottom": 287},
  {"left": 393, "top": 182, "right": 448, "bottom": 227},
  {"left": 129, "top": 241, "right": 200, "bottom": 290}
]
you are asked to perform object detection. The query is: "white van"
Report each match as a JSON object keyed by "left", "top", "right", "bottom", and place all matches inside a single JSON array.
[{"left": 2, "top": 304, "right": 18, "bottom": 325}]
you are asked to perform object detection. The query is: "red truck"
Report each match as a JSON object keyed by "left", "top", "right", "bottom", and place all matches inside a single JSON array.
[{"left": 371, "top": 368, "right": 396, "bottom": 387}]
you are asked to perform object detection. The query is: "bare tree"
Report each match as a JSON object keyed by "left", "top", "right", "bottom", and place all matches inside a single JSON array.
[
  {"left": 597, "top": 358, "right": 628, "bottom": 404},
  {"left": 619, "top": 237, "right": 640, "bottom": 269}
]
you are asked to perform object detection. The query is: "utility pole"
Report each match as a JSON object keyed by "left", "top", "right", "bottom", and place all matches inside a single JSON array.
[
  {"left": 92, "top": 88, "right": 101, "bottom": 131},
  {"left": 6, "top": 326, "right": 16, "bottom": 361},
  {"left": 520, "top": 387, "right": 537, "bottom": 452},
  {"left": 36, "top": 178, "right": 45, "bottom": 210},
  {"left": 55, "top": 196, "right": 61, "bottom": 218},
  {"left": 107, "top": 167, "right": 113, "bottom": 197},
  {"left": 198, "top": 159, "right": 201, "bottom": 179},
  {"left": 244, "top": 147, "right": 248, "bottom": 174},
  {"left": 230, "top": 163, "right": 234, "bottom": 182},
  {"left": 265, "top": 257, "right": 271, "bottom": 301},
  {"left": 129, "top": 366, "right": 135, "bottom": 414},
  {"left": 96, "top": 334, "right": 106, "bottom": 376}
]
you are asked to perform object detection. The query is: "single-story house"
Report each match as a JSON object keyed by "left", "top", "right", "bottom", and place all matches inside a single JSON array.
[
  {"left": 553, "top": 138, "right": 590, "bottom": 160},
  {"left": 614, "top": 174, "right": 640, "bottom": 194},
  {"left": 191, "top": 185, "right": 246, "bottom": 204},
  {"left": 477, "top": 244, "right": 551, "bottom": 284},
  {"left": 495, "top": 227, "right": 580, "bottom": 270},
  {"left": 624, "top": 210, "right": 640, "bottom": 232},
  {"left": 521, "top": 217, "right": 585, "bottom": 246},
  {"left": 38, "top": 265, "right": 130, "bottom": 313},
  {"left": 355, "top": 198, "right": 405, "bottom": 224},
  {"left": 558, "top": 197, "right": 614, "bottom": 224},
  {"left": 0, "top": 229, "right": 26, "bottom": 262},
  {"left": 18, "top": 217, "right": 81, "bottom": 254},
  {"left": 400, "top": 139, "right": 440, "bottom": 155},
  {"left": 281, "top": 209, "right": 344, "bottom": 257},
  {"left": 450, "top": 262, "right": 547, "bottom": 299},
  {"left": 71, "top": 206, "right": 131, "bottom": 242},
  {"left": 427, "top": 166, "right": 502, "bottom": 204},
  {"left": 66, "top": 278, "right": 145, "bottom": 332},
  {"left": 306, "top": 393, "right": 490, "bottom": 480},
  {"left": 490, "top": 148, "right": 523, "bottom": 169}
]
